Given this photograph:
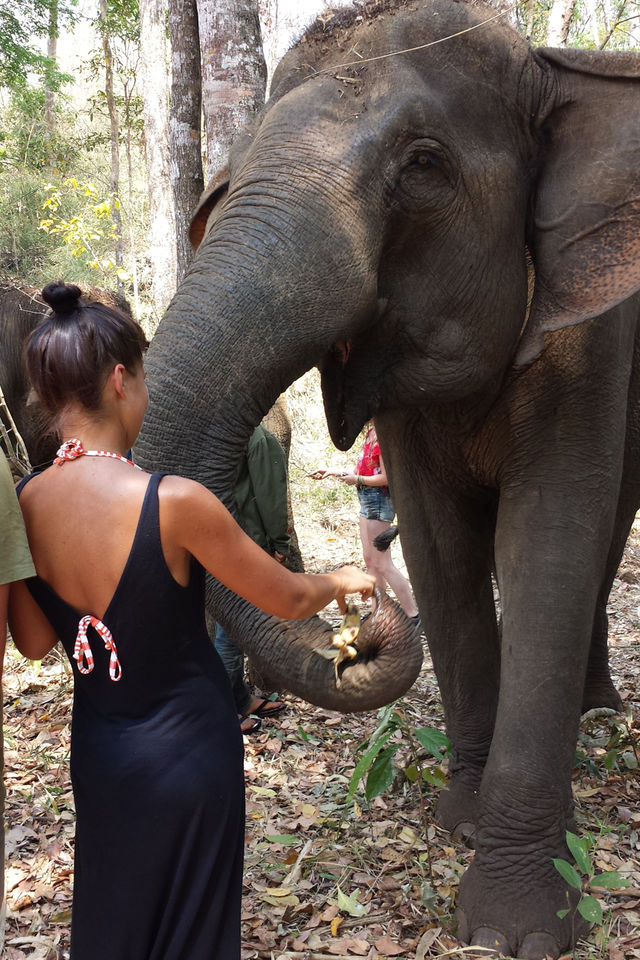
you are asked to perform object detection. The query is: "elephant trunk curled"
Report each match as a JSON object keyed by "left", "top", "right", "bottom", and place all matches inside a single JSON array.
[{"left": 136, "top": 190, "right": 423, "bottom": 711}]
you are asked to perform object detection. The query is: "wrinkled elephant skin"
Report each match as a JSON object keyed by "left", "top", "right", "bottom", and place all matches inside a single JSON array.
[{"left": 135, "top": 2, "right": 640, "bottom": 956}]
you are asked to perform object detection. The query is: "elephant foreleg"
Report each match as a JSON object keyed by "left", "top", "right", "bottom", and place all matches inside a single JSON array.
[
  {"left": 456, "top": 476, "right": 620, "bottom": 958},
  {"left": 395, "top": 480, "right": 501, "bottom": 840}
]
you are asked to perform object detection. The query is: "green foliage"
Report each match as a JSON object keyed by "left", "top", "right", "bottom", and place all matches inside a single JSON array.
[
  {"left": 39, "top": 177, "right": 130, "bottom": 283},
  {"left": 0, "top": 169, "right": 52, "bottom": 276},
  {"left": 0, "top": 0, "right": 75, "bottom": 92},
  {"left": 553, "top": 830, "right": 630, "bottom": 927},
  {"left": 516, "top": 0, "right": 640, "bottom": 50},
  {"left": 347, "top": 702, "right": 450, "bottom": 803},
  {"left": 0, "top": 0, "right": 151, "bottom": 313},
  {"left": 0, "top": 87, "right": 76, "bottom": 172}
]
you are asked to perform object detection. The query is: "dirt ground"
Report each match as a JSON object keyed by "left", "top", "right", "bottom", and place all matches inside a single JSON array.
[{"left": 3, "top": 381, "right": 639, "bottom": 959}]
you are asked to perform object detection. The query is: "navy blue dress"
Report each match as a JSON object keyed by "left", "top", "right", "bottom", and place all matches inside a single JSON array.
[{"left": 20, "top": 473, "right": 244, "bottom": 960}]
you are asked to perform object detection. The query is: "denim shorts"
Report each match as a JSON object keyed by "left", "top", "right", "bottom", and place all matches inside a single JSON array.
[{"left": 357, "top": 486, "right": 395, "bottom": 522}]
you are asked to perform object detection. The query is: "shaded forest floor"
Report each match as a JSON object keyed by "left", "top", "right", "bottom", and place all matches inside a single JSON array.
[{"left": 3, "top": 378, "right": 640, "bottom": 959}]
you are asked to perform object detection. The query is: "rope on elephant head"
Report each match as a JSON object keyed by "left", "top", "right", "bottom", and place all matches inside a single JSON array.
[{"left": 305, "top": 11, "right": 509, "bottom": 80}]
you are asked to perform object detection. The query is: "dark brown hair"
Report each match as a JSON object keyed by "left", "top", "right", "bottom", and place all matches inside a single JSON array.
[{"left": 26, "top": 282, "right": 149, "bottom": 425}]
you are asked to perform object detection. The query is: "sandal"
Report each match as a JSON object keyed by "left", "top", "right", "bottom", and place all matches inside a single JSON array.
[
  {"left": 239, "top": 714, "right": 262, "bottom": 735},
  {"left": 251, "top": 697, "right": 287, "bottom": 720}
]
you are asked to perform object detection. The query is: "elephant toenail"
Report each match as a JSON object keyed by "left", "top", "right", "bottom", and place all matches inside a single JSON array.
[
  {"left": 471, "top": 926, "right": 511, "bottom": 956},
  {"left": 453, "top": 820, "right": 476, "bottom": 846},
  {"left": 519, "top": 932, "right": 561, "bottom": 959}
]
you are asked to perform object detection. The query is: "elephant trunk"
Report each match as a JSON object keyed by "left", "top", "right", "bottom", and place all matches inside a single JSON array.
[
  {"left": 215, "top": 586, "right": 422, "bottom": 713},
  {"left": 136, "top": 194, "right": 423, "bottom": 711}
]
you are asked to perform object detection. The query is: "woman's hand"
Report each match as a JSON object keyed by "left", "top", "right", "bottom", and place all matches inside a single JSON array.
[
  {"left": 339, "top": 472, "right": 359, "bottom": 486},
  {"left": 308, "top": 468, "right": 342, "bottom": 480},
  {"left": 332, "top": 566, "right": 376, "bottom": 612}
]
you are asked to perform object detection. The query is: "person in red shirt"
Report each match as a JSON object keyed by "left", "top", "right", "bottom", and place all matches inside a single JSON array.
[{"left": 311, "top": 422, "right": 420, "bottom": 626}]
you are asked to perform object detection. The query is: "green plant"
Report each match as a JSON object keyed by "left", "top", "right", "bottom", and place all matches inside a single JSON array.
[
  {"left": 347, "top": 702, "right": 450, "bottom": 885},
  {"left": 576, "top": 708, "right": 639, "bottom": 778},
  {"left": 348, "top": 702, "right": 450, "bottom": 804},
  {"left": 553, "top": 829, "right": 630, "bottom": 929},
  {"left": 39, "top": 177, "right": 130, "bottom": 282}
]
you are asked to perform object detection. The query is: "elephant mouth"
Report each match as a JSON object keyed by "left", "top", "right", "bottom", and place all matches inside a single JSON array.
[
  {"left": 322, "top": 324, "right": 400, "bottom": 449},
  {"left": 320, "top": 342, "right": 369, "bottom": 449}
]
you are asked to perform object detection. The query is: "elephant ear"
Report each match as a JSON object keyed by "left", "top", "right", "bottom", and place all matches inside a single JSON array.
[
  {"left": 189, "top": 167, "right": 230, "bottom": 251},
  {"left": 518, "top": 48, "right": 640, "bottom": 365}
]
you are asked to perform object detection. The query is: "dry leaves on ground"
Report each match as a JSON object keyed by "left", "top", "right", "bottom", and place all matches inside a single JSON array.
[{"left": 2, "top": 448, "right": 639, "bottom": 960}]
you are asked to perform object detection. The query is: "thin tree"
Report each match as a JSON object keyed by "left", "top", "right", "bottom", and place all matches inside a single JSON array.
[
  {"left": 139, "top": 0, "right": 177, "bottom": 317},
  {"left": 44, "top": 0, "right": 58, "bottom": 140},
  {"left": 99, "top": 0, "right": 125, "bottom": 292},
  {"left": 168, "top": 0, "right": 204, "bottom": 283}
]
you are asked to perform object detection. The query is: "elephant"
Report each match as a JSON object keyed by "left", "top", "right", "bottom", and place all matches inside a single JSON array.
[
  {"left": 0, "top": 283, "right": 56, "bottom": 469},
  {"left": 135, "top": 0, "right": 640, "bottom": 956}
]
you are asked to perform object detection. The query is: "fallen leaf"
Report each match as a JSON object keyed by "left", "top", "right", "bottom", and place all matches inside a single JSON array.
[{"left": 374, "top": 935, "right": 405, "bottom": 954}]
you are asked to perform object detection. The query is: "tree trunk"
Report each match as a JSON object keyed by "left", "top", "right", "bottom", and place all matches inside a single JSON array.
[
  {"left": 196, "top": 0, "right": 267, "bottom": 180},
  {"left": 99, "top": 0, "right": 124, "bottom": 293},
  {"left": 45, "top": 0, "right": 58, "bottom": 143},
  {"left": 168, "top": 0, "right": 204, "bottom": 283},
  {"left": 139, "top": 0, "right": 177, "bottom": 318},
  {"left": 546, "top": 0, "right": 577, "bottom": 45},
  {"left": 123, "top": 81, "right": 141, "bottom": 321},
  {"left": 257, "top": 0, "right": 354, "bottom": 93}
]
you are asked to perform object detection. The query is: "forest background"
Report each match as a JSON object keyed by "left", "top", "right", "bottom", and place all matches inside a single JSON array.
[{"left": 1, "top": 0, "right": 639, "bottom": 336}]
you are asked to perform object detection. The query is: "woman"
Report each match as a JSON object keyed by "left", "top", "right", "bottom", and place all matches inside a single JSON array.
[
  {"left": 8, "top": 283, "right": 374, "bottom": 960},
  {"left": 311, "top": 422, "right": 419, "bottom": 622}
]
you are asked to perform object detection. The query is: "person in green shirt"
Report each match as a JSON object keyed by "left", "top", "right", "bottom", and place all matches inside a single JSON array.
[
  {"left": 0, "top": 451, "right": 36, "bottom": 949},
  {"left": 215, "top": 426, "right": 291, "bottom": 733}
]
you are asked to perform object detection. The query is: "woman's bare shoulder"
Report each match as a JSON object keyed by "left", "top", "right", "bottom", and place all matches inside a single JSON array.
[
  {"left": 157, "top": 474, "right": 223, "bottom": 515},
  {"left": 17, "top": 467, "right": 53, "bottom": 508},
  {"left": 157, "top": 473, "right": 209, "bottom": 500}
]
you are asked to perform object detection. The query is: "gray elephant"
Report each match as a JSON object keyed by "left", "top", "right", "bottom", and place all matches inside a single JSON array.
[
  {"left": 135, "top": 1, "right": 640, "bottom": 956},
  {"left": 0, "top": 283, "right": 56, "bottom": 468}
]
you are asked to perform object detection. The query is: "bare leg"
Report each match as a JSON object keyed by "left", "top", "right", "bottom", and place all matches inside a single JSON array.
[{"left": 359, "top": 515, "right": 418, "bottom": 616}]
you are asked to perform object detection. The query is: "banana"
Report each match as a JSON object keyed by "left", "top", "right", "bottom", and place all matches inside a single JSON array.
[{"left": 314, "top": 602, "right": 362, "bottom": 687}]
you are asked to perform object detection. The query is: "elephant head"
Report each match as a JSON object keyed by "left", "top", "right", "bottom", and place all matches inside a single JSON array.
[{"left": 135, "top": 0, "right": 640, "bottom": 712}]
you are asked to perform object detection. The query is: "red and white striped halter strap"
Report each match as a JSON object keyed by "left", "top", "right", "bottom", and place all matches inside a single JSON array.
[
  {"left": 54, "top": 437, "right": 143, "bottom": 681},
  {"left": 54, "top": 437, "right": 143, "bottom": 471}
]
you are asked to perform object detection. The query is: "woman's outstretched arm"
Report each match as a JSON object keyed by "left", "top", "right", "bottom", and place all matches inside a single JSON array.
[{"left": 162, "top": 476, "right": 375, "bottom": 618}]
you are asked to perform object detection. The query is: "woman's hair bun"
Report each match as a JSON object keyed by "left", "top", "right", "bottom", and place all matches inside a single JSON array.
[{"left": 41, "top": 282, "right": 83, "bottom": 317}]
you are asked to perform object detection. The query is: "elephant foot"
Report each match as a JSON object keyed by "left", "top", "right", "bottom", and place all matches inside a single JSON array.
[
  {"left": 456, "top": 860, "right": 590, "bottom": 959},
  {"left": 581, "top": 678, "right": 623, "bottom": 714},
  {"left": 436, "top": 776, "right": 479, "bottom": 845},
  {"left": 459, "top": 921, "right": 563, "bottom": 960}
]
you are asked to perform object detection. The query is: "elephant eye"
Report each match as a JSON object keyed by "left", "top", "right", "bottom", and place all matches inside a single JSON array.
[{"left": 394, "top": 141, "right": 454, "bottom": 214}]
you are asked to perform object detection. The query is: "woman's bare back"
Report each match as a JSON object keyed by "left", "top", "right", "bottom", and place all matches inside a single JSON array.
[{"left": 20, "top": 460, "right": 157, "bottom": 620}]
